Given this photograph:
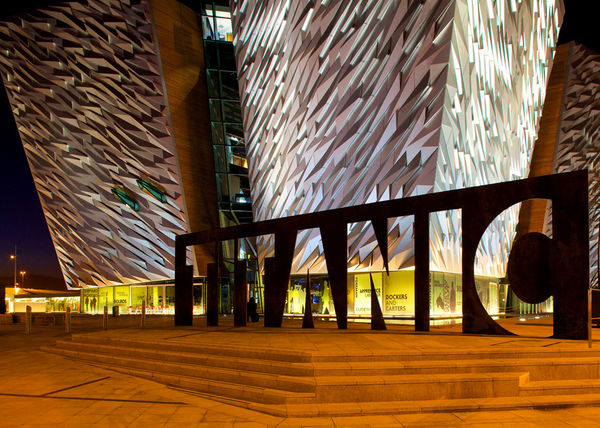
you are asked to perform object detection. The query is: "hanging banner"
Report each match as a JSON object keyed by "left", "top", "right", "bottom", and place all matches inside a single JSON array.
[
  {"left": 353, "top": 273, "right": 382, "bottom": 314},
  {"left": 383, "top": 271, "right": 414, "bottom": 315}
]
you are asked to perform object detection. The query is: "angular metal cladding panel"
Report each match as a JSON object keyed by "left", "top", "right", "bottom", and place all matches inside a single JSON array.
[
  {"left": 232, "top": 0, "right": 455, "bottom": 272},
  {"left": 0, "top": 0, "right": 190, "bottom": 288},
  {"left": 552, "top": 42, "right": 600, "bottom": 288},
  {"left": 232, "top": 0, "right": 563, "bottom": 276},
  {"left": 433, "top": 0, "right": 563, "bottom": 278}
]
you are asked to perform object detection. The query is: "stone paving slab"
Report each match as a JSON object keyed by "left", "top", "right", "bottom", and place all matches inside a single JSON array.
[{"left": 2, "top": 316, "right": 600, "bottom": 426}]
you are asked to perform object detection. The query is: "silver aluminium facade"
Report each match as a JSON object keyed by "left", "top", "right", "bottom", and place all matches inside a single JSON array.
[
  {"left": 231, "top": 0, "right": 563, "bottom": 277},
  {"left": 0, "top": 0, "right": 190, "bottom": 288}
]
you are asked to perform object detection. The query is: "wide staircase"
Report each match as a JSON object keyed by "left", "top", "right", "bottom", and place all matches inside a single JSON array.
[{"left": 42, "top": 333, "right": 600, "bottom": 417}]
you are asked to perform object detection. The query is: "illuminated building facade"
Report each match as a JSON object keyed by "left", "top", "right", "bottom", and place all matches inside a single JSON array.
[
  {"left": 0, "top": 0, "right": 196, "bottom": 288},
  {"left": 232, "top": 0, "right": 563, "bottom": 276},
  {"left": 232, "top": 0, "right": 563, "bottom": 315},
  {"left": 0, "top": 0, "right": 252, "bottom": 313},
  {"left": 547, "top": 42, "right": 600, "bottom": 287},
  {"left": 0, "top": 0, "right": 581, "bottom": 319}
]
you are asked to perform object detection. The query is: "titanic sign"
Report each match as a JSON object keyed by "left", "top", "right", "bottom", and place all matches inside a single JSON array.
[{"left": 175, "top": 171, "right": 588, "bottom": 340}]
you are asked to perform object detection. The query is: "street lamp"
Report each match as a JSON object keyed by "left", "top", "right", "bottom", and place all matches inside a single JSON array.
[
  {"left": 19, "top": 271, "right": 26, "bottom": 288},
  {"left": 9, "top": 246, "right": 16, "bottom": 289}
]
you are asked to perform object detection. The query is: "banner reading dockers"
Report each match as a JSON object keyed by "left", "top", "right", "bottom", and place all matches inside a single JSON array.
[{"left": 383, "top": 271, "right": 414, "bottom": 315}]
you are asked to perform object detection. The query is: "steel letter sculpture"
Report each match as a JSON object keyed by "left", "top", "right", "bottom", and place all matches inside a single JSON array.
[{"left": 175, "top": 172, "right": 589, "bottom": 339}]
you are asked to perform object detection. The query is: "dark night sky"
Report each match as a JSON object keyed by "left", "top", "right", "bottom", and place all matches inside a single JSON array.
[
  {"left": 0, "top": 81, "right": 64, "bottom": 280},
  {"left": 0, "top": 0, "right": 598, "bottom": 283}
]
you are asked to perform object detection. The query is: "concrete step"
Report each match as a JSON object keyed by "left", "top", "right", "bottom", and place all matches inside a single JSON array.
[
  {"left": 60, "top": 336, "right": 600, "bottom": 384},
  {"left": 243, "top": 394, "right": 600, "bottom": 417},
  {"left": 69, "top": 333, "right": 312, "bottom": 362},
  {"left": 520, "top": 379, "right": 600, "bottom": 396},
  {"left": 311, "top": 372, "right": 529, "bottom": 402},
  {"left": 310, "top": 347, "right": 600, "bottom": 362},
  {"left": 43, "top": 344, "right": 533, "bottom": 403},
  {"left": 46, "top": 333, "right": 600, "bottom": 413},
  {"left": 53, "top": 338, "right": 315, "bottom": 377},
  {"left": 68, "top": 333, "right": 600, "bottom": 366},
  {"left": 97, "top": 363, "right": 315, "bottom": 405},
  {"left": 313, "top": 357, "right": 600, "bottom": 380},
  {"left": 42, "top": 345, "right": 316, "bottom": 394}
]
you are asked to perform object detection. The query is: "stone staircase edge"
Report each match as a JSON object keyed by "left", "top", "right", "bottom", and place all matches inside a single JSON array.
[
  {"left": 245, "top": 393, "right": 600, "bottom": 417},
  {"left": 68, "top": 333, "right": 314, "bottom": 362},
  {"left": 41, "top": 345, "right": 317, "bottom": 393}
]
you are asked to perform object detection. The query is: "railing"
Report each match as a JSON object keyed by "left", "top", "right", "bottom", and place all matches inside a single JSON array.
[{"left": 5, "top": 303, "right": 170, "bottom": 335}]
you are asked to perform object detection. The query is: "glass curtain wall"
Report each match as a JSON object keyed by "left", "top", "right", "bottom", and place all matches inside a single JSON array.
[
  {"left": 80, "top": 284, "right": 205, "bottom": 314},
  {"left": 200, "top": 1, "right": 252, "bottom": 229},
  {"left": 286, "top": 272, "right": 511, "bottom": 320},
  {"left": 199, "top": 0, "right": 260, "bottom": 312}
]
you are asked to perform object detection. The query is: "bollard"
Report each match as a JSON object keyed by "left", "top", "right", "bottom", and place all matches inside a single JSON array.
[
  {"left": 25, "top": 305, "right": 32, "bottom": 335},
  {"left": 140, "top": 300, "right": 146, "bottom": 328},
  {"left": 65, "top": 307, "right": 71, "bottom": 334},
  {"left": 103, "top": 305, "right": 108, "bottom": 330}
]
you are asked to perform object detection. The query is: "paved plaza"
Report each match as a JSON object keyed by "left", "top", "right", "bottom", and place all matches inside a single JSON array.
[{"left": 2, "top": 317, "right": 600, "bottom": 426}]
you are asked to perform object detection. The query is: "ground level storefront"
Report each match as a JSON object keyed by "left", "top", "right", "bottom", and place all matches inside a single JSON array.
[
  {"left": 81, "top": 284, "right": 181, "bottom": 315},
  {"left": 3, "top": 288, "right": 80, "bottom": 313},
  {"left": 284, "top": 270, "right": 552, "bottom": 320},
  {"left": 3, "top": 270, "right": 550, "bottom": 317},
  {"left": 75, "top": 270, "right": 551, "bottom": 318}
]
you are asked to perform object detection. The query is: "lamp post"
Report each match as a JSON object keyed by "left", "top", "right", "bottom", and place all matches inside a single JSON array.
[
  {"left": 19, "top": 271, "right": 26, "bottom": 289},
  {"left": 9, "top": 245, "right": 16, "bottom": 289}
]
